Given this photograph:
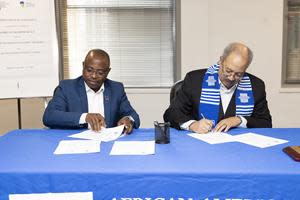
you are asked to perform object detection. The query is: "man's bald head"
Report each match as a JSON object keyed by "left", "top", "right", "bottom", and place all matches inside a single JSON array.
[
  {"left": 84, "top": 49, "right": 110, "bottom": 67},
  {"left": 220, "top": 42, "right": 253, "bottom": 67}
]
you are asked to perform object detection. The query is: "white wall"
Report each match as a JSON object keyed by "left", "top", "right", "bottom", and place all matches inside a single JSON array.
[{"left": 126, "top": 89, "right": 170, "bottom": 128}]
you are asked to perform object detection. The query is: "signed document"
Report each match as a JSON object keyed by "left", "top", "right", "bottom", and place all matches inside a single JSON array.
[
  {"left": 233, "top": 132, "right": 288, "bottom": 148},
  {"left": 53, "top": 140, "right": 101, "bottom": 155},
  {"left": 110, "top": 141, "right": 155, "bottom": 155},
  {"left": 188, "top": 132, "right": 288, "bottom": 148}
]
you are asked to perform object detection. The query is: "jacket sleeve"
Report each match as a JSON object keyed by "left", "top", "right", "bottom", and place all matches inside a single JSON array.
[
  {"left": 43, "top": 83, "right": 84, "bottom": 129},
  {"left": 244, "top": 77, "right": 272, "bottom": 128},
  {"left": 163, "top": 72, "right": 197, "bottom": 130},
  {"left": 118, "top": 84, "right": 140, "bottom": 129}
]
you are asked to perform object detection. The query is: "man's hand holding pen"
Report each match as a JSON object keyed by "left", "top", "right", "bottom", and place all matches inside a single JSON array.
[
  {"left": 189, "top": 113, "right": 242, "bottom": 134},
  {"left": 189, "top": 119, "right": 214, "bottom": 134}
]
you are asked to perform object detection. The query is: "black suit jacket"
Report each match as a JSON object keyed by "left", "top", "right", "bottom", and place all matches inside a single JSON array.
[{"left": 163, "top": 69, "right": 272, "bottom": 129}]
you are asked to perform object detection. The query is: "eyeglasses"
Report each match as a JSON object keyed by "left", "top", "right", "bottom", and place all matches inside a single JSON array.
[
  {"left": 84, "top": 66, "right": 110, "bottom": 77},
  {"left": 221, "top": 65, "right": 244, "bottom": 79}
]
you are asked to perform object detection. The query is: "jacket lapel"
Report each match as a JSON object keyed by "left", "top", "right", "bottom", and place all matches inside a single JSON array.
[
  {"left": 194, "top": 71, "right": 206, "bottom": 119},
  {"left": 78, "top": 77, "right": 88, "bottom": 113},
  {"left": 104, "top": 80, "right": 111, "bottom": 127}
]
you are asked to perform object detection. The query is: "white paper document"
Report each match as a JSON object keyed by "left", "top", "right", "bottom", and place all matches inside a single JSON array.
[
  {"left": 69, "top": 125, "right": 124, "bottom": 142},
  {"left": 188, "top": 132, "right": 236, "bottom": 144},
  {"left": 9, "top": 192, "right": 93, "bottom": 200},
  {"left": 233, "top": 132, "right": 289, "bottom": 148},
  {"left": 54, "top": 140, "right": 101, "bottom": 155},
  {"left": 110, "top": 141, "right": 155, "bottom": 155}
]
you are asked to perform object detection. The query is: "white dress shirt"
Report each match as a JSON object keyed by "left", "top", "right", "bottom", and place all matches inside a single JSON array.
[
  {"left": 180, "top": 80, "right": 247, "bottom": 130},
  {"left": 79, "top": 83, "right": 105, "bottom": 124}
]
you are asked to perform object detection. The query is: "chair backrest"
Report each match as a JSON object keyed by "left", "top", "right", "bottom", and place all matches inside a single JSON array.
[{"left": 170, "top": 80, "right": 183, "bottom": 102}]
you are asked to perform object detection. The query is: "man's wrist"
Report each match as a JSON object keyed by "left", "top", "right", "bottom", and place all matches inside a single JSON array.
[
  {"left": 180, "top": 120, "right": 196, "bottom": 130},
  {"left": 79, "top": 113, "right": 88, "bottom": 124},
  {"left": 237, "top": 115, "right": 247, "bottom": 128},
  {"left": 124, "top": 116, "right": 134, "bottom": 126},
  {"left": 236, "top": 116, "right": 242, "bottom": 125}
]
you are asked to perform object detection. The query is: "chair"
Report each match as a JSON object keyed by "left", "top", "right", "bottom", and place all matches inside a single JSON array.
[{"left": 170, "top": 80, "right": 183, "bottom": 102}]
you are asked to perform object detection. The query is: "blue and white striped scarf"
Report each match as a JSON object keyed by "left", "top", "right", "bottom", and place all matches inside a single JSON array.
[{"left": 198, "top": 64, "right": 254, "bottom": 127}]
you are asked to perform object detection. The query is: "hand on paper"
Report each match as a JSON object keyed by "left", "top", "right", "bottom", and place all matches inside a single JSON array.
[
  {"left": 118, "top": 116, "right": 133, "bottom": 134},
  {"left": 86, "top": 113, "right": 106, "bottom": 132},
  {"left": 213, "top": 116, "right": 241, "bottom": 132},
  {"left": 189, "top": 119, "right": 213, "bottom": 134}
]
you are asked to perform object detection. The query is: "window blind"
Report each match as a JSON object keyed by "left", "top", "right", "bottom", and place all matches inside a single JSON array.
[
  {"left": 286, "top": 0, "right": 300, "bottom": 83},
  {"left": 60, "top": 0, "right": 175, "bottom": 87}
]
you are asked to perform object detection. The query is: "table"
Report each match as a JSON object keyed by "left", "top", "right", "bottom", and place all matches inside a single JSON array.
[{"left": 0, "top": 128, "right": 300, "bottom": 200}]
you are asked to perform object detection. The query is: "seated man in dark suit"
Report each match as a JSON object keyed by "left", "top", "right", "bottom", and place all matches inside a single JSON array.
[
  {"left": 164, "top": 42, "right": 272, "bottom": 134},
  {"left": 43, "top": 49, "right": 140, "bottom": 134}
]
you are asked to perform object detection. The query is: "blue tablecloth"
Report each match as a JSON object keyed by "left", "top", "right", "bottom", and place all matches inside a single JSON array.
[{"left": 0, "top": 128, "right": 300, "bottom": 200}]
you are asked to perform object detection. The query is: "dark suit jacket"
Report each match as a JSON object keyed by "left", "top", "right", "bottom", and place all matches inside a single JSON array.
[
  {"left": 164, "top": 69, "right": 272, "bottom": 129},
  {"left": 43, "top": 76, "right": 140, "bottom": 129}
]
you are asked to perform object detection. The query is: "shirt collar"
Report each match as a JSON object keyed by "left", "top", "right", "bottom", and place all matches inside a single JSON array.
[{"left": 84, "top": 82, "right": 105, "bottom": 94}]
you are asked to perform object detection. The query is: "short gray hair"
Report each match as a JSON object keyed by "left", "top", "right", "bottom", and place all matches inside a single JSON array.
[{"left": 222, "top": 42, "right": 253, "bottom": 66}]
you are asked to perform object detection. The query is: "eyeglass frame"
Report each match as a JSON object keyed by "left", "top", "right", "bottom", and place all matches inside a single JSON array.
[
  {"left": 83, "top": 65, "right": 110, "bottom": 77},
  {"left": 220, "top": 64, "right": 245, "bottom": 80}
]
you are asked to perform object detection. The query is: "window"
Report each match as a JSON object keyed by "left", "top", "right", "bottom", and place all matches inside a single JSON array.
[
  {"left": 57, "top": 0, "right": 176, "bottom": 87},
  {"left": 283, "top": 0, "right": 300, "bottom": 84}
]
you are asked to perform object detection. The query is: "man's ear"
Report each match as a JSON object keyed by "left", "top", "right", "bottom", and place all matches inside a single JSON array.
[
  {"left": 218, "top": 56, "right": 224, "bottom": 64},
  {"left": 82, "top": 61, "right": 85, "bottom": 68},
  {"left": 106, "top": 68, "right": 111, "bottom": 75}
]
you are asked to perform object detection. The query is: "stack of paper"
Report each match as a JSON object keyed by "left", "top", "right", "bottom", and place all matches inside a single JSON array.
[
  {"left": 53, "top": 125, "right": 125, "bottom": 155},
  {"left": 69, "top": 125, "right": 125, "bottom": 142}
]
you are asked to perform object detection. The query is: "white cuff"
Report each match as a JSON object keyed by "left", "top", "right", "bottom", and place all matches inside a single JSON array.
[
  {"left": 180, "top": 120, "right": 196, "bottom": 130},
  {"left": 126, "top": 115, "right": 135, "bottom": 122},
  {"left": 79, "top": 113, "right": 88, "bottom": 124},
  {"left": 237, "top": 115, "right": 247, "bottom": 128}
]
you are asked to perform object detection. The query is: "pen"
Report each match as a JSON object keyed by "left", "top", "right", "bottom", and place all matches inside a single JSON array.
[{"left": 201, "top": 113, "right": 212, "bottom": 132}]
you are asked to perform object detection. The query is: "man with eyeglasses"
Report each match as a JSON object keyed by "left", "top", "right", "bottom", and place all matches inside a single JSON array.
[
  {"left": 164, "top": 42, "right": 272, "bottom": 133},
  {"left": 43, "top": 49, "right": 140, "bottom": 134}
]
